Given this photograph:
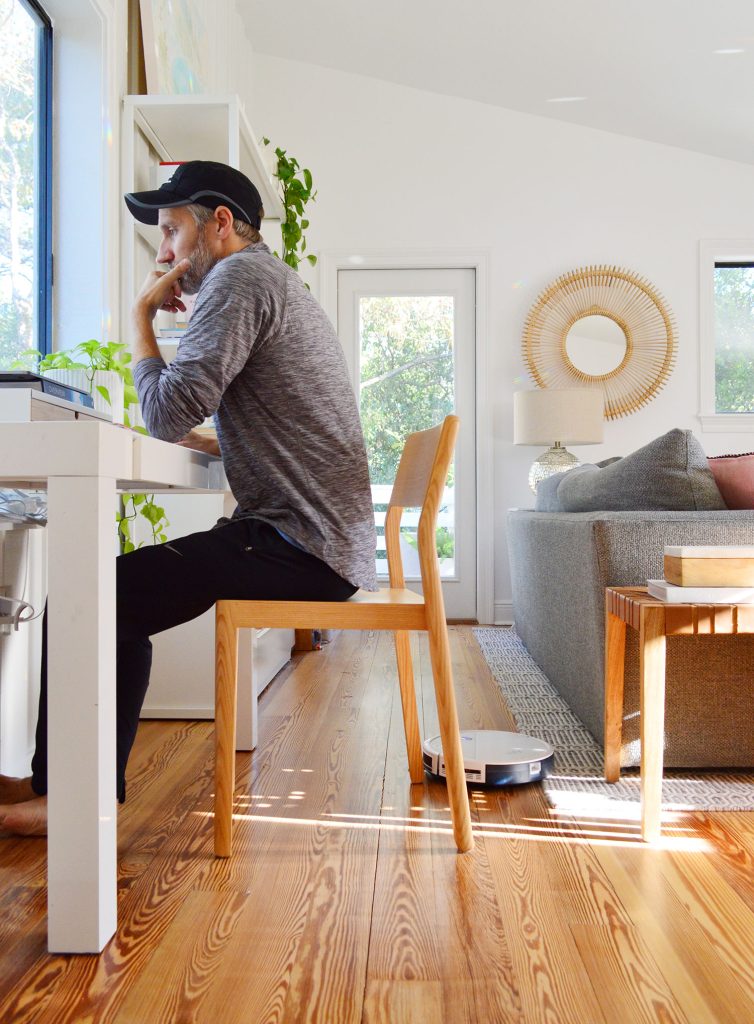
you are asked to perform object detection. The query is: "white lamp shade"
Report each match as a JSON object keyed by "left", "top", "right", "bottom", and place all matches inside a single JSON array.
[{"left": 514, "top": 388, "right": 604, "bottom": 445}]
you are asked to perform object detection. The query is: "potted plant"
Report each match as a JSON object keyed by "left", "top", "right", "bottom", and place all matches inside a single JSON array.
[{"left": 9, "top": 341, "right": 166, "bottom": 552}]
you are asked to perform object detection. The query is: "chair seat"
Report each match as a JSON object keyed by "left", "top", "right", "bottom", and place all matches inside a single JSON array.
[{"left": 217, "top": 587, "right": 428, "bottom": 631}]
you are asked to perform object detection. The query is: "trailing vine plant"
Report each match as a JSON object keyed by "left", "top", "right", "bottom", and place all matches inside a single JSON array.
[{"left": 262, "top": 139, "right": 317, "bottom": 279}]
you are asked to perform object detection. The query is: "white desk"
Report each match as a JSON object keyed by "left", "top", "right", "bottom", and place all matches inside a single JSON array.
[{"left": 0, "top": 421, "right": 224, "bottom": 953}]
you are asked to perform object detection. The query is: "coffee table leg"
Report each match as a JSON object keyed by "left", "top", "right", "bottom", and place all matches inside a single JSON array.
[
  {"left": 639, "top": 605, "right": 666, "bottom": 843},
  {"left": 604, "top": 609, "right": 626, "bottom": 782}
]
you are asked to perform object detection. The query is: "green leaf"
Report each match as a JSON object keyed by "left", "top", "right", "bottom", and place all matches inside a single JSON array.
[
  {"left": 123, "top": 540, "right": 135, "bottom": 554},
  {"left": 307, "top": 255, "right": 318, "bottom": 266},
  {"left": 303, "top": 169, "right": 312, "bottom": 190},
  {"left": 95, "top": 384, "right": 111, "bottom": 406},
  {"left": 132, "top": 493, "right": 146, "bottom": 507}
]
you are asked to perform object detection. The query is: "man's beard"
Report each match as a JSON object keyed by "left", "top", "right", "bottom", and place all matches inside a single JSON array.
[{"left": 178, "top": 234, "right": 219, "bottom": 295}]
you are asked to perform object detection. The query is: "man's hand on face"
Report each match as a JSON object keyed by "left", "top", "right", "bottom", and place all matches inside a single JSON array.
[{"left": 133, "top": 259, "right": 190, "bottom": 323}]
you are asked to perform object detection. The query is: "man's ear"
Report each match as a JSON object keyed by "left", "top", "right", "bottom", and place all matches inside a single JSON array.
[{"left": 213, "top": 205, "right": 234, "bottom": 238}]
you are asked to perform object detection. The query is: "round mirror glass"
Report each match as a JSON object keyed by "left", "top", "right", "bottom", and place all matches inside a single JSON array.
[{"left": 564, "top": 314, "right": 627, "bottom": 376}]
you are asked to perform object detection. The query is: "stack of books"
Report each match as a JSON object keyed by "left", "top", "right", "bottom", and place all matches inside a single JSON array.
[{"left": 648, "top": 545, "right": 754, "bottom": 603}]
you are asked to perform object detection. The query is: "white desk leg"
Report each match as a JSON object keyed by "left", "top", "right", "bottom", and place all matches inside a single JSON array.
[
  {"left": 47, "top": 476, "right": 117, "bottom": 953},
  {"left": 235, "top": 629, "right": 257, "bottom": 750}
]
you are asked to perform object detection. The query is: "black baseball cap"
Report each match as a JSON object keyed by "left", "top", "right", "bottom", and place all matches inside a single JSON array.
[{"left": 124, "top": 160, "right": 264, "bottom": 228}]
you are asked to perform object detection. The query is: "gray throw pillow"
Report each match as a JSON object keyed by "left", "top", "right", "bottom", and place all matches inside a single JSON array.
[
  {"left": 534, "top": 429, "right": 726, "bottom": 512},
  {"left": 533, "top": 455, "right": 624, "bottom": 511}
]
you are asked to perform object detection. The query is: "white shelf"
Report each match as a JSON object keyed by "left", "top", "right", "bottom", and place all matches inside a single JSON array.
[
  {"left": 121, "top": 93, "right": 285, "bottom": 342},
  {"left": 123, "top": 94, "right": 284, "bottom": 219}
]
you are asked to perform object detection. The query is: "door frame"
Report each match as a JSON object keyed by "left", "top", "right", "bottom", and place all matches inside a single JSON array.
[{"left": 321, "top": 249, "right": 493, "bottom": 625}]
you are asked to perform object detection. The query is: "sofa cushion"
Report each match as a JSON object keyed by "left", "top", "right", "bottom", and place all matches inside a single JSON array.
[
  {"left": 708, "top": 452, "right": 754, "bottom": 509},
  {"left": 535, "top": 428, "right": 726, "bottom": 512}
]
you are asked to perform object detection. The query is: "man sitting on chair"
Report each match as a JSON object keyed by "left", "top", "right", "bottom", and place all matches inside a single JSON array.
[{"left": 0, "top": 160, "right": 377, "bottom": 836}]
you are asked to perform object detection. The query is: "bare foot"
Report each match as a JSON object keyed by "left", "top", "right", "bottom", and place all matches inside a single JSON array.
[
  {"left": 0, "top": 795, "right": 48, "bottom": 837},
  {"left": 0, "top": 774, "right": 35, "bottom": 805}
]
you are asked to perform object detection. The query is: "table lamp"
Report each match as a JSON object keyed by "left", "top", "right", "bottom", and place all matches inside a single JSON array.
[{"left": 514, "top": 388, "right": 604, "bottom": 493}]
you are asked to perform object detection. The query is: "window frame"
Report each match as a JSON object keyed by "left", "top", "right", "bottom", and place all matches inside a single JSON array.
[
  {"left": 19, "top": 0, "right": 53, "bottom": 356},
  {"left": 699, "top": 239, "right": 754, "bottom": 432}
]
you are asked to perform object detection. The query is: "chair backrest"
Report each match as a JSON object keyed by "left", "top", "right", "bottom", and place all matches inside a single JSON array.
[{"left": 383, "top": 415, "right": 460, "bottom": 592}]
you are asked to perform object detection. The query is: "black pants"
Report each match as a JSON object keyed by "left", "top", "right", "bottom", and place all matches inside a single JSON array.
[{"left": 30, "top": 518, "right": 356, "bottom": 801}]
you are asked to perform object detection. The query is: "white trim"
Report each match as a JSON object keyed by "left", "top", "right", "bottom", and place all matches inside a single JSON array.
[
  {"left": 44, "top": 0, "right": 124, "bottom": 349},
  {"left": 321, "top": 248, "right": 494, "bottom": 625},
  {"left": 699, "top": 414, "right": 754, "bottom": 433},
  {"left": 493, "top": 601, "right": 514, "bottom": 626},
  {"left": 699, "top": 239, "right": 754, "bottom": 430},
  {"left": 141, "top": 707, "right": 214, "bottom": 719}
]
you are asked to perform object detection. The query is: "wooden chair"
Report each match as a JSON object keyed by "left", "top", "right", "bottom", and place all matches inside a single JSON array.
[{"left": 213, "top": 415, "right": 474, "bottom": 856}]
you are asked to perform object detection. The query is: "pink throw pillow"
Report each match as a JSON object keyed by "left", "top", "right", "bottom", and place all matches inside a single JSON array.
[{"left": 708, "top": 452, "right": 754, "bottom": 509}]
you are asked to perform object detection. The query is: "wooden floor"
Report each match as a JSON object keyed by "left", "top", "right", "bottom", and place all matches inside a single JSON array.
[{"left": 1, "top": 627, "right": 754, "bottom": 1023}]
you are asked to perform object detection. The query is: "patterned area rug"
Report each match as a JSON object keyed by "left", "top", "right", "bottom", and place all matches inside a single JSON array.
[{"left": 473, "top": 626, "right": 754, "bottom": 817}]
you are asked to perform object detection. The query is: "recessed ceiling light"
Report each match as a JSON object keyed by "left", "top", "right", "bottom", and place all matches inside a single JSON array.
[
  {"left": 546, "top": 96, "right": 587, "bottom": 103},
  {"left": 713, "top": 48, "right": 745, "bottom": 54}
]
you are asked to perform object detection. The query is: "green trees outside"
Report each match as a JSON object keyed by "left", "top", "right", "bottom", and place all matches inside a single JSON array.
[
  {"left": 0, "top": 0, "right": 36, "bottom": 365},
  {"left": 715, "top": 266, "right": 754, "bottom": 413},
  {"left": 359, "top": 295, "right": 455, "bottom": 484},
  {"left": 358, "top": 294, "right": 456, "bottom": 570}
]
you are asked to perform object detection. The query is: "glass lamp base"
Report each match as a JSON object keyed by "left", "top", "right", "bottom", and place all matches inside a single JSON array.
[{"left": 528, "top": 446, "right": 580, "bottom": 493}]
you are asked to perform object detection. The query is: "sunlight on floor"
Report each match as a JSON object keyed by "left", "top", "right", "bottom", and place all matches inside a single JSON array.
[{"left": 193, "top": 807, "right": 712, "bottom": 851}]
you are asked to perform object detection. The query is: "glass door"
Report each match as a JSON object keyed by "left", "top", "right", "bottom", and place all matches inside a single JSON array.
[{"left": 338, "top": 268, "right": 476, "bottom": 619}]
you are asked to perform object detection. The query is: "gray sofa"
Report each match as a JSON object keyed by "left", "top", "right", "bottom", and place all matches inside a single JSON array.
[{"left": 507, "top": 509, "right": 754, "bottom": 768}]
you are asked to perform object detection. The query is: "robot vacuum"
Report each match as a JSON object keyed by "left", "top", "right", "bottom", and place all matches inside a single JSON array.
[{"left": 422, "top": 730, "right": 555, "bottom": 786}]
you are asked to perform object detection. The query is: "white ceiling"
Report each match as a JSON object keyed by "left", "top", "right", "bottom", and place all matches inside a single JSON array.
[{"left": 241, "top": 0, "right": 754, "bottom": 165}]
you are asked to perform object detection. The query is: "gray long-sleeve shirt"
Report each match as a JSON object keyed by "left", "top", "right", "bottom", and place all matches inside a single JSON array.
[{"left": 133, "top": 242, "right": 377, "bottom": 591}]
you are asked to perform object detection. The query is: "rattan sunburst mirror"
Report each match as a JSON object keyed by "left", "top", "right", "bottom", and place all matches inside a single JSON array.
[{"left": 522, "top": 265, "right": 676, "bottom": 420}]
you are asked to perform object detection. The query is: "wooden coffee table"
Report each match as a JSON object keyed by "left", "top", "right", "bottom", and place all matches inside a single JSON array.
[{"left": 604, "top": 586, "right": 754, "bottom": 842}]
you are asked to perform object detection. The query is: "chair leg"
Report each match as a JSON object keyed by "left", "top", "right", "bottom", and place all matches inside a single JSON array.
[
  {"left": 425, "top": 623, "right": 474, "bottom": 853},
  {"left": 215, "top": 602, "right": 239, "bottom": 857},
  {"left": 393, "top": 631, "right": 425, "bottom": 784}
]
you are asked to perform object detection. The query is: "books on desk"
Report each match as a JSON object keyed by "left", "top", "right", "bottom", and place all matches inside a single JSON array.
[
  {"left": 647, "top": 579, "right": 754, "bottom": 604},
  {"left": 0, "top": 371, "right": 94, "bottom": 408}
]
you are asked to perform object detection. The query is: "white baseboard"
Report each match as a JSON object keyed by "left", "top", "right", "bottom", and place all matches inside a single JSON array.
[
  {"left": 493, "top": 601, "right": 514, "bottom": 626},
  {"left": 140, "top": 706, "right": 214, "bottom": 720}
]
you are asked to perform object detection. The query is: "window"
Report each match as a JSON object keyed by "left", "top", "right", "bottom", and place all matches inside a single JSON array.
[
  {"left": 713, "top": 262, "right": 754, "bottom": 414},
  {"left": 699, "top": 240, "right": 754, "bottom": 430},
  {"left": 0, "top": 0, "right": 52, "bottom": 363}
]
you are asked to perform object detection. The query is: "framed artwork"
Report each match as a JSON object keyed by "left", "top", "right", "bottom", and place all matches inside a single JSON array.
[{"left": 139, "top": 0, "right": 209, "bottom": 94}]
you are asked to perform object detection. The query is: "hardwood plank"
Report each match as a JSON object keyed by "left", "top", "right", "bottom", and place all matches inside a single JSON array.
[
  {"left": 363, "top": 633, "right": 442, "bottom": 984},
  {"left": 422, "top": 634, "right": 525, "bottom": 1023},
  {"left": 1, "top": 627, "right": 753, "bottom": 1024},
  {"left": 195, "top": 630, "right": 388, "bottom": 1024},
  {"left": 112, "top": 889, "right": 248, "bottom": 1023},
  {"left": 571, "top": 923, "right": 688, "bottom": 1024},
  {"left": 591, "top": 844, "right": 754, "bottom": 1024},
  {"left": 660, "top": 847, "right": 754, "bottom": 995},
  {"left": 362, "top": 979, "right": 443, "bottom": 1023}
]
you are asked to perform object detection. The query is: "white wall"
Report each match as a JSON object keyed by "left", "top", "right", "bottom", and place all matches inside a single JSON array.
[{"left": 250, "top": 53, "right": 754, "bottom": 622}]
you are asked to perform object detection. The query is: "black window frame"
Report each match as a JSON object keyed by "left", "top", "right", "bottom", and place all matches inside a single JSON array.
[{"left": 20, "top": 0, "right": 53, "bottom": 357}]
